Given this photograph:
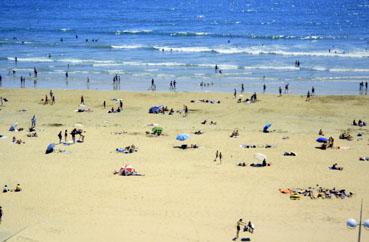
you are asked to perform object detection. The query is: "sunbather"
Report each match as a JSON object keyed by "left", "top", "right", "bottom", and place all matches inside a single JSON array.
[{"left": 330, "top": 163, "right": 343, "bottom": 170}]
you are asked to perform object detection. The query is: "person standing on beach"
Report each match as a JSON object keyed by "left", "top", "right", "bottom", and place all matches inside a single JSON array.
[
  {"left": 31, "top": 115, "right": 36, "bottom": 128},
  {"left": 306, "top": 91, "right": 311, "bottom": 101},
  {"left": 0, "top": 206, "right": 3, "bottom": 224},
  {"left": 219, "top": 152, "right": 223, "bottom": 164},
  {"left": 0, "top": 74, "right": 2, "bottom": 86},
  {"left": 241, "top": 83, "right": 244, "bottom": 93},
  {"left": 235, "top": 219, "right": 243, "bottom": 240},
  {"left": 183, "top": 105, "right": 188, "bottom": 117},
  {"left": 279, "top": 86, "right": 282, "bottom": 96},
  {"left": 64, "top": 130, "right": 68, "bottom": 143},
  {"left": 119, "top": 100, "right": 123, "bottom": 109},
  {"left": 80, "top": 96, "right": 84, "bottom": 105},
  {"left": 285, "top": 83, "right": 289, "bottom": 94},
  {"left": 263, "top": 84, "right": 266, "bottom": 93},
  {"left": 173, "top": 80, "right": 176, "bottom": 89},
  {"left": 58, "top": 131, "right": 62, "bottom": 143},
  {"left": 103, "top": 101, "right": 106, "bottom": 109},
  {"left": 51, "top": 95, "right": 55, "bottom": 105},
  {"left": 311, "top": 86, "right": 315, "bottom": 96},
  {"left": 234, "top": 89, "right": 237, "bottom": 98}
]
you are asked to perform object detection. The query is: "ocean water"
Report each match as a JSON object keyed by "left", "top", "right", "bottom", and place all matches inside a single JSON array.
[{"left": 0, "top": 0, "right": 369, "bottom": 94}]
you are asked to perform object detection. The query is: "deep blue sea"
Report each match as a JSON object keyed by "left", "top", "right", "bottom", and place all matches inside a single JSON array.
[{"left": 1, "top": 0, "right": 369, "bottom": 94}]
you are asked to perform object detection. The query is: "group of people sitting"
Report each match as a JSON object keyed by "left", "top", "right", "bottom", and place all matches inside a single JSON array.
[
  {"left": 339, "top": 131, "right": 353, "bottom": 141},
  {"left": 193, "top": 130, "right": 204, "bottom": 135},
  {"left": 174, "top": 144, "right": 199, "bottom": 150},
  {"left": 279, "top": 185, "right": 353, "bottom": 200},
  {"left": 237, "top": 92, "right": 257, "bottom": 104},
  {"left": 190, "top": 99, "right": 221, "bottom": 104},
  {"left": 237, "top": 159, "right": 271, "bottom": 167},
  {"left": 201, "top": 120, "right": 217, "bottom": 125},
  {"left": 230, "top": 129, "right": 239, "bottom": 138},
  {"left": 116, "top": 144, "right": 137, "bottom": 154},
  {"left": 12, "top": 136, "right": 25, "bottom": 144},
  {"left": 108, "top": 107, "right": 122, "bottom": 113},
  {"left": 319, "top": 136, "right": 334, "bottom": 150},
  {"left": 353, "top": 119, "right": 367, "bottom": 127},
  {"left": 2, "top": 184, "right": 22, "bottom": 193}
]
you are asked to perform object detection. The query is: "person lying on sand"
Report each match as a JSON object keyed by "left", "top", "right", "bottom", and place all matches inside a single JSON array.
[
  {"left": 193, "top": 130, "right": 204, "bottom": 135},
  {"left": 113, "top": 168, "right": 143, "bottom": 176},
  {"left": 329, "top": 163, "right": 343, "bottom": 170},
  {"left": 284, "top": 152, "right": 296, "bottom": 156},
  {"left": 250, "top": 159, "right": 270, "bottom": 167},
  {"left": 237, "top": 162, "right": 247, "bottom": 167},
  {"left": 173, "top": 144, "right": 199, "bottom": 149},
  {"left": 359, "top": 156, "right": 369, "bottom": 161}
]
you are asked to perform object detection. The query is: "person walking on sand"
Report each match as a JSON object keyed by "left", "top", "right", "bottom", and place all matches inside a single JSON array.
[
  {"left": 214, "top": 150, "right": 219, "bottom": 162},
  {"left": 80, "top": 95, "right": 84, "bottom": 105},
  {"left": 103, "top": 100, "right": 106, "bottom": 109},
  {"left": 0, "top": 206, "right": 3, "bottom": 224},
  {"left": 64, "top": 129, "right": 68, "bottom": 143},
  {"left": 219, "top": 152, "right": 223, "bottom": 164},
  {"left": 306, "top": 90, "right": 311, "bottom": 101},
  {"left": 233, "top": 88, "right": 237, "bottom": 98},
  {"left": 58, "top": 131, "right": 62, "bottom": 143}
]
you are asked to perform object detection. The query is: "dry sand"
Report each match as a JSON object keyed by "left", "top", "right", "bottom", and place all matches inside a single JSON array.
[{"left": 1, "top": 88, "right": 369, "bottom": 242}]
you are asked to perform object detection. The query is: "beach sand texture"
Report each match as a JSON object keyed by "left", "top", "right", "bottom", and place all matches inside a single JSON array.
[{"left": 1, "top": 88, "right": 369, "bottom": 242}]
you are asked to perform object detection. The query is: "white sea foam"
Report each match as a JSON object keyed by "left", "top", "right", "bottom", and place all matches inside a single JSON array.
[
  {"left": 8, "top": 57, "right": 53, "bottom": 62},
  {"left": 115, "top": 29, "right": 153, "bottom": 35},
  {"left": 152, "top": 45, "right": 369, "bottom": 58},
  {"left": 111, "top": 44, "right": 146, "bottom": 49}
]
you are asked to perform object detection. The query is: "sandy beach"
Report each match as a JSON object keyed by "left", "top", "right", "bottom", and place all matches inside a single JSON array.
[{"left": 0, "top": 88, "right": 369, "bottom": 241}]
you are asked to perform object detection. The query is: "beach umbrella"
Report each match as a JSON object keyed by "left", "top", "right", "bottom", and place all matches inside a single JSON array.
[
  {"left": 263, "top": 123, "right": 272, "bottom": 133},
  {"left": 45, "top": 143, "right": 55, "bottom": 154},
  {"left": 149, "top": 106, "right": 162, "bottom": 114},
  {"left": 316, "top": 137, "right": 328, "bottom": 143},
  {"left": 121, "top": 164, "right": 135, "bottom": 174},
  {"left": 152, "top": 127, "right": 163, "bottom": 135},
  {"left": 255, "top": 153, "right": 267, "bottom": 161},
  {"left": 176, "top": 133, "right": 190, "bottom": 141},
  {"left": 9, "top": 123, "right": 17, "bottom": 132}
]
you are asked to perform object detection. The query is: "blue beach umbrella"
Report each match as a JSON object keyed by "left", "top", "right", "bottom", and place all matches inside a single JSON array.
[
  {"left": 316, "top": 137, "right": 328, "bottom": 143},
  {"left": 263, "top": 123, "right": 272, "bottom": 133},
  {"left": 176, "top": 133, "right": 190, "bottom": 141},
  {"left": 45, "top": 143, "right": 55, "bottom": 154}
]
